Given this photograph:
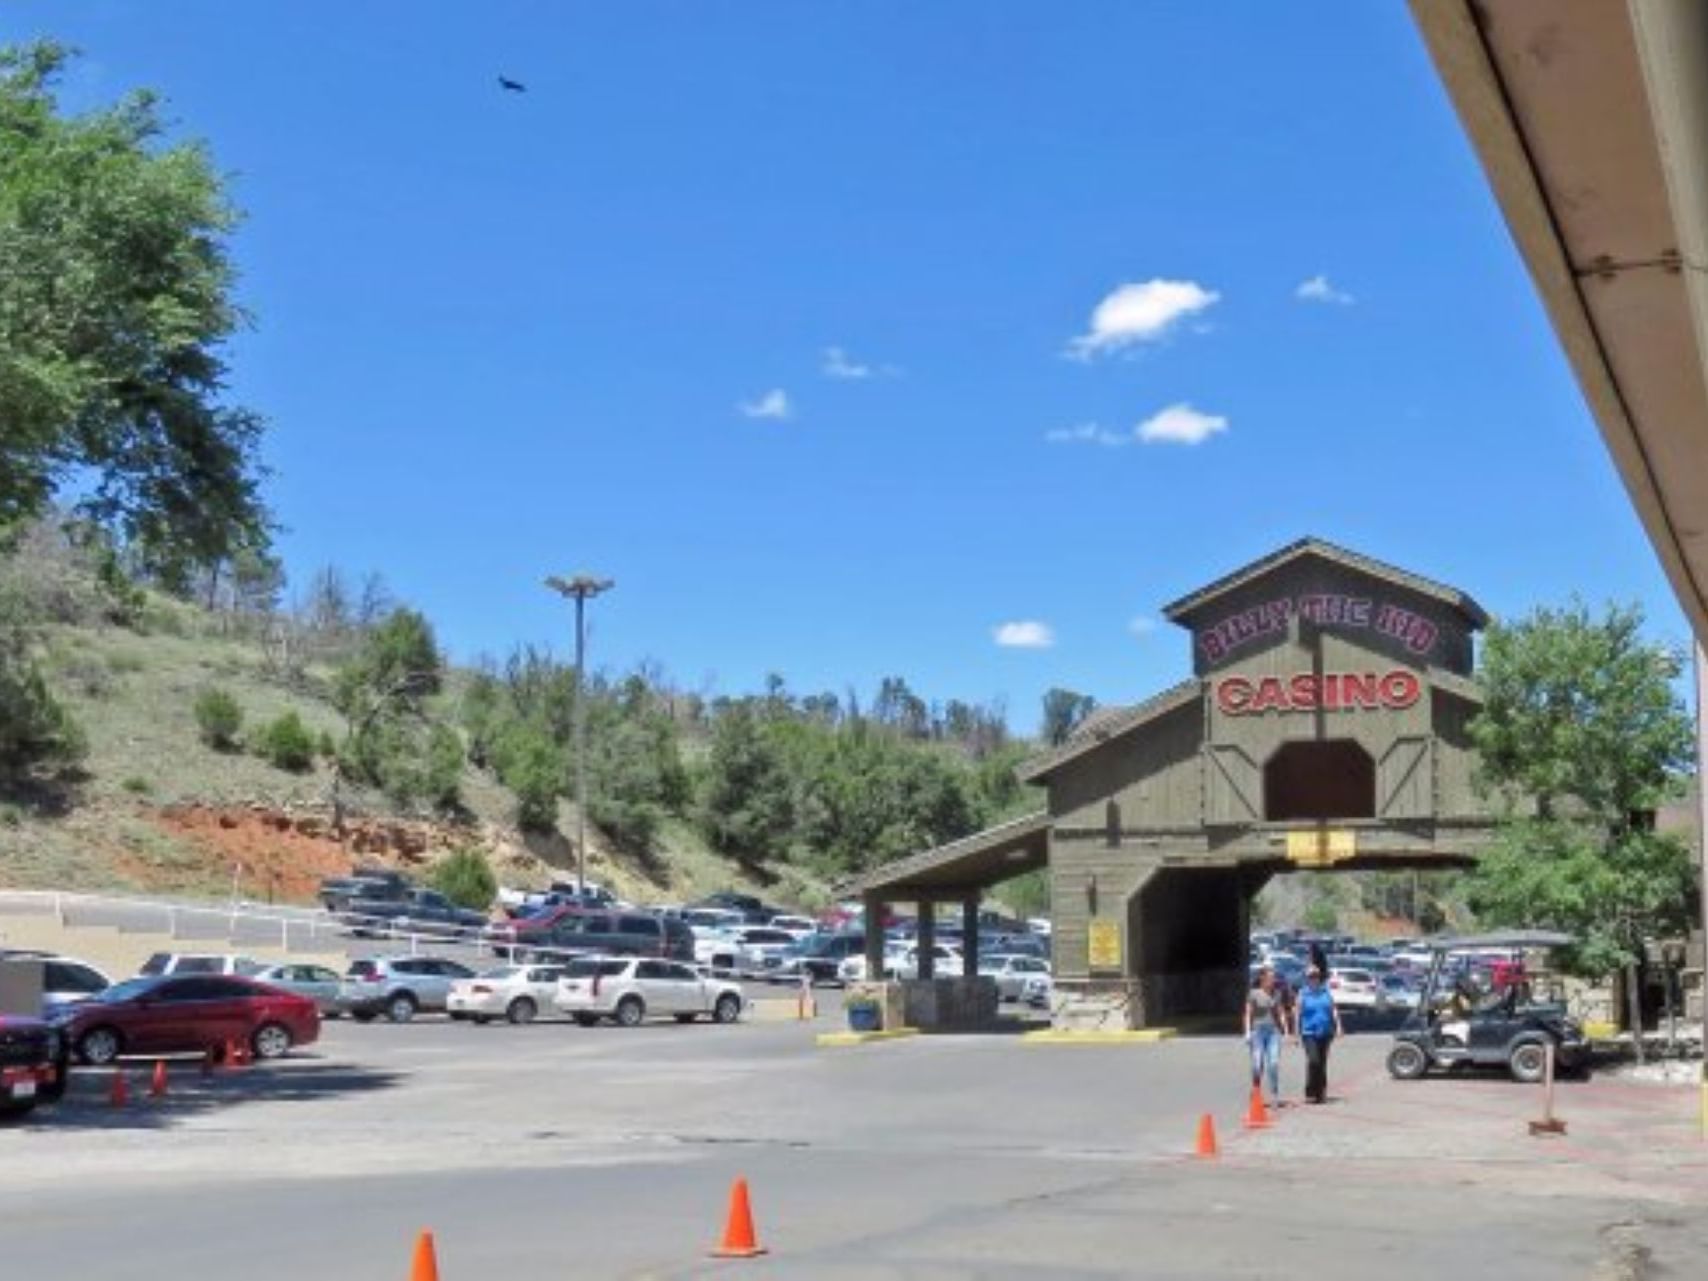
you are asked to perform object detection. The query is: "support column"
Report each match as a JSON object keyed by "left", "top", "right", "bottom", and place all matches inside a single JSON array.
[
  {"left": 962, "top": 895, "right": 980, "bottom": 978},
  {"left": 863, "top": 893, "right": 886, "bottom": 979},
  {"left": 917, "top": 900, "right": 936, "bottom": 980}
]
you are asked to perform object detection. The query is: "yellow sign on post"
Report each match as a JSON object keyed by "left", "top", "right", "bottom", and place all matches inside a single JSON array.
[
  {"left": 1286, "top": 828, "right": 1357, "bottom": 868},
  {"left": 1088, "top": 918, "right": 1122, "bottom": 971}
]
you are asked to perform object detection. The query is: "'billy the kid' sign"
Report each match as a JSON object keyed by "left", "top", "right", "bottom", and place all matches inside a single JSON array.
[{"left": 1197, "top": 593, "right": 1439, "bottom": 664}]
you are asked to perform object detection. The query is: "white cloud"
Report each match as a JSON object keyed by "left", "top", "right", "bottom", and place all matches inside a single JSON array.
[
  {"left": 1045, "top": 422, "right": 1129, "bottom": 448},
  {"left": 1068, "top": 278, "right": 1220, "bottom": 359},
  {"left": 1295, "top": 274, "right": 1355, "bottom": 305},
  {"left": 738, "top": 388, "right": 792, "bottom": 420},
  {"left": 1136, "top": 402, "right": 1228, "bottom": 446},
  {"left": 1128, "top": 616, "right": 1158, "bottom": 638},
  {"left": 993, "top": 620, "right": 1055, "bottom": 650},
  {"left": 822, "top": 346, "right": 870, "bottom": 380}
]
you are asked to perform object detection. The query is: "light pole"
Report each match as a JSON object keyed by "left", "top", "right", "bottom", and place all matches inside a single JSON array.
[{"left": 545, "top": 573, "right": 615, "bottom": 895}]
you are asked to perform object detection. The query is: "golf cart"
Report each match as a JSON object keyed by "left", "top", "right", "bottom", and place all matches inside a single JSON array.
[{"left": 1386, "top": 930, "right": 1589, "bottom": 1084}]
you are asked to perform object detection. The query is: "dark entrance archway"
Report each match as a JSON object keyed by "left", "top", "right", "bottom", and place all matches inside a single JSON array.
[{"left": 1264, "top": 740, "right": 1375, "bottom": 822}]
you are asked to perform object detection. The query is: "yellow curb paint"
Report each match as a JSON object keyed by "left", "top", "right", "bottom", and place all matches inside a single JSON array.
[
  {"left": 1020, "top": 1028, "right": 1178, "bottom": 1045},
  {"left": 815, "top": 1029, "right": 921, "bottom": 1047}
]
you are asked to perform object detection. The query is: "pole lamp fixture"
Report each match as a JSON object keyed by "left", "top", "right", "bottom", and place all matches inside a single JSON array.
[{"left": 544, "top": 573, "right": 615, "bottom": 895}]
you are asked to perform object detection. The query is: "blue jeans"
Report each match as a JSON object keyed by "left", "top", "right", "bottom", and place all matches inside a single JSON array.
[{"left": 1249, "top": 1022, "right": 1281, "bottom": 1098}]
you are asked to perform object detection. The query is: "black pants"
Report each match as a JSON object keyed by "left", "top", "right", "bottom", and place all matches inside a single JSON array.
[{"left": 1302, "top": 1034, "right": 1333, "bottom": 1102}]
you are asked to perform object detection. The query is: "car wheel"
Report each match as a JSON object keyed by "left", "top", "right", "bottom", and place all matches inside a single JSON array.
[
  {"left": 386, "top": 993, "right": 418, "bottom": 1024},
  {"left": 573, "top": 1013, "right": 599, "bottom": 1028},
  {"left": 78, "top": 1026, "right": 123, "bottom": 1067},
  {"left": 252, "top": 1022, "right": 293, "bottom": 1060},
  {"left": 1386, "top": 1041, "right": 1429, "bottom": 1081},
  {"left": 615, "top": 996, "right": 645, "bottom": 1028},
  {"left": 713, "top": 993, "right": 742, "bottom": 1025},
  {"left": 1508, "top": 1041, "right": 1548, "bottom": 1084},
  {"left": 506, "top": 998, "right": 537, "bottom": 1026}
]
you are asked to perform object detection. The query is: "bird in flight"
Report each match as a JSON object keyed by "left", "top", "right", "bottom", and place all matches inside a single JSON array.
[{"left": 498, "top": 75, "right": 527, "bottom": 93}]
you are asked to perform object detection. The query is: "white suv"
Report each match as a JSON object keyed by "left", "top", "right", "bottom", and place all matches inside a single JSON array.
[{"left": 554, "top": 956, "right": 745, "bottom": 1028}]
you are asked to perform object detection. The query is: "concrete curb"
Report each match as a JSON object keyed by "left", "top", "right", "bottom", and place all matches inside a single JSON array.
[
  {"left": 1020, "top": 1028, "right": 1178, "bottom": 1044},
  {"left": 815, "top": 1028, "right": 921, "bottom": 1047}
]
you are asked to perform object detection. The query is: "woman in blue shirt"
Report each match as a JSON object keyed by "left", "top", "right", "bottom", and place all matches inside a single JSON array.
[{"left": 1295, "top": 966, "right": 1343, "bottom": 1104}]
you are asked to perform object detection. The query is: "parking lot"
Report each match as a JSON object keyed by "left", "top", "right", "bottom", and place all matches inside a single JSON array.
[{"left": 8, "top": 1011, "right": 1708, "bottom": 1279}]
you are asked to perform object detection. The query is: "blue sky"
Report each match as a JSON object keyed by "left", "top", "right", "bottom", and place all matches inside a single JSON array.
[{"left": 8, "top": 2, "right": 1689, "bottom": 732}]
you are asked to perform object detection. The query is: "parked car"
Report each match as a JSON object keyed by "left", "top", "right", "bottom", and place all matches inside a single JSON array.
[
  {"left": 0, "top": 1012, "right": 68, "bottom": 1119},
  {"left": 253, "top": 963, "right": 344, "bottom": 1016},
  {"left": 2, "top": 951, "right": 113, "bottom": 1012},
  {"left": 139, "top": 952, "right": 263, "bottom": 978},
  {"left": 553, "top": 956, "right": 745, "bottom": 1027},
  {"left": 837, "top": 941, "right": 911, "bottom": 984},
  {"left": 731, "top": 927, "right": 800, "bottom": 973},
  {"left": 338, "top": 956, "right": 476, "bottom": 1023},
  {"left": 447, "top": 965, "right": 564, "bottom": 1024},
  {"left": 772, "top": 932, "right": 865, "bottom": 985},
  {"left": 58, "top": 975, "right": 319, "bottom": 1065},
  {"left": 344, "top": 888, "right": 487, "bottom": 940},
  {"left": 768, "top": 915, "right": 817, "bottom": 938},
  {"left": 891, "top": 943, "right": 963, "bottom": 980},
  {"left": 682, "top": 907, "right": 747, "bottom": 934},
  {"left": 979, "top": 954, "right": 1051, "bottom": 1001},
  {"left": 552, "top": 910, "right": 696, "bottom": 962},
  {"left": 319, "top": 867, "right": 412, "bottom": 914},
  {"left": 486, "top": 902, "right": 587, "bottom": 957},
  {"left": 1022, "top": 973, "right": 1054, "bottom": 1010},
  {"left": 1326, "top": 967, "right": 1382, "bottom": 1010},
  {"left": 1378, "top": 973, "right": 1421, "bottom": 1012}
]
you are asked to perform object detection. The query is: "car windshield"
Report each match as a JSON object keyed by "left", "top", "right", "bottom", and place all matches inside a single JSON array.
[{"left": 99, "top": 977, "right": 161, "bottom": 1003}]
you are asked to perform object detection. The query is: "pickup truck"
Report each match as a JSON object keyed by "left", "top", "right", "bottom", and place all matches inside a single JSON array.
[
  {"left": 0, "top": 1013, "right": 68, "bottom": 1120},
  {"left": 343, "top": 887, "right": 487, "bottom": 939},
  {"left": 318, "top": 868, "right": 412, "bottom": 914}
]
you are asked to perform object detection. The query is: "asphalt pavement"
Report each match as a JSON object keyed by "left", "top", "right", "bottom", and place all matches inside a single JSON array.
[{"left": 6, "top": 1015, "right": 1707, "bottom": 1278}]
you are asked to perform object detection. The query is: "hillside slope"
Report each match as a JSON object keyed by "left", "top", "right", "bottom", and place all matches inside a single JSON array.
[{"left": 1, "top": 612, "right": 796, "bottom": 907}]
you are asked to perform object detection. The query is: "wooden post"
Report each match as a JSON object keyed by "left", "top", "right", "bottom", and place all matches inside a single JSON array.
[
  {"left": 962, "top": 895, "right": 980, "bottom": 978},
  {"left": 918, "top": 901, "right": 936, "bottom": 980},
  {"left": 1528, "top": 1041, "right": 1567, "bottom": 1136}
]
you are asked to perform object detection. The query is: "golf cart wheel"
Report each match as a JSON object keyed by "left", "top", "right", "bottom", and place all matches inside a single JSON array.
[
  {"left": 1386, "top": 1041, "right": 1429, "bottom": 1081},
  {"left": 506, "top": 998, "right": 537, "bottom": 1026},
  {"left": 1508, "top": 1041, "right": 1548, "bottom": 1084},
  {"left": 615, "top": 996, "right": 645, "bottom": 1028}
]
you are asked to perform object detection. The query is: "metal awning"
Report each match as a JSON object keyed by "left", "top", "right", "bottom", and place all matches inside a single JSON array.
[
  {"left": 1427, "top": 930, "right": 1575, "bottom": 952},
  {"left": 838, "top": 811, "right": 1050, "bottom": 899},
  {"left": 1410, "top": 0, "right": 1708, "bottom": 644}
]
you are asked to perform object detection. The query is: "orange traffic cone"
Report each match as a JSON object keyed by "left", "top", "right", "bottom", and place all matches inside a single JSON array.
[
  {"left": 109, "top": 1070, "right": 128, "bottom": 1108},
  {"left": 409, "top": 1230, "right": 439, "bottom": 1281},
  {"left": 710, "top": 1177, "right": 767, "bottom": 1258},
  {"left": 149, "top": 1060, "right": 168, "bottom": 1099},
  {"left": 1194, "top": 1112, "right": 1218, "bottom": 1158},
  {"left": 222, "top": 1038, "right": 250, "bottom": 1070},
  {"left": 1243, "top": 1084, "right": 1271, "bottom": 1130}
]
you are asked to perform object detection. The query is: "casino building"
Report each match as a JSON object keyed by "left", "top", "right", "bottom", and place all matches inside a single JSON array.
[{"left": 847, "top": 538, "right": 1501, "bottom": 1031}]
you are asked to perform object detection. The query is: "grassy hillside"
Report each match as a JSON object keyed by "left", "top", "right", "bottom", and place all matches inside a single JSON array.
[{"left": 2, "top": 604, "right": 795, "bottom": 907}]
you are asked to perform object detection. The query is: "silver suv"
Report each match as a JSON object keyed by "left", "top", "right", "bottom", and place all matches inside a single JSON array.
[{"left": 338, "top": 956, "right": 475, "bottom": 1023}]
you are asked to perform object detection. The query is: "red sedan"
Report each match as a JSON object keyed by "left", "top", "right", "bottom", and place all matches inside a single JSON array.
[{"left": 60, "top": 974, "right": 320, "bottom": 1065}]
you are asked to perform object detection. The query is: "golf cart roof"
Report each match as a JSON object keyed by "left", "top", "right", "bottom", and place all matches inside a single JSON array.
[{"left": 1426, "top": 930, "right": 1574, "bottom": 952}]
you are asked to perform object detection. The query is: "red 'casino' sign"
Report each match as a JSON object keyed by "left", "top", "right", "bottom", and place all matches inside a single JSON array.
[{"left": 1215, "top": 670, "right": 1422, "bottom": 716}]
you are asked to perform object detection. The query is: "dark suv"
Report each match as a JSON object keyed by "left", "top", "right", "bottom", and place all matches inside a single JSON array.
[
  {"left": 516, "top": 911, "right": 694, "bottom": 963},
  {"left": 0, "top": 1013, "right": 68, "bottom": 1120}
]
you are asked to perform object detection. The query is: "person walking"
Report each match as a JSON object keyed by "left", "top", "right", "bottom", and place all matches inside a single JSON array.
[
  {"left": 1296, "top": 965, "right": 1343, "bottom": 1105},
  {"left": 1244, "top": 966, "right": 1289, "bottom": 1108}
]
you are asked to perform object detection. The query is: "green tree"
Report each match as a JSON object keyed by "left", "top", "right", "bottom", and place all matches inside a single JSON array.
[
  {"left": 330, "top": 608, "right": 445, "bottom": 818},
  {"left": 428, "top": 846, "right": 497, "bottom": 911},
  {"left": 1467, "top": 601, "right": 1695, "bottom": 1053},
  {"left": 492, "top": 721, "right": 564, "bottom": 831},
  {"left": 0, "top": 42, "right": 270, "bottom": 579},
  {"left": 700, "top": 704, "right": 797, "bottom": 865},
  {"left": 193, "top": 687, "right": 243, "bottom": 750},
  {"left": 1040, "top": 688, "right": 1097, "bottom": 746},
  {"left": 0, "top": 628, "right": 85, "bottom": 779},
  {"left": 256, "top": 711, "right": 315, "bottom": 772}
]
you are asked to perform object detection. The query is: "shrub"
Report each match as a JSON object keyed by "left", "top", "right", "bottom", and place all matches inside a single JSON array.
[
  {"left": 423, "top": 723, "right": 463, "bottom": 811},
  {"left": 257, "top": 711, "right": 316, "bottom": 772},
  {"left": 0, "top": 639, "right": 86, "bottom": 779},
  {"left": 428, "top": 846, "right": 497, "bottom": 911},
  {"left": 193, "top": 687, "right": 244, "bottom": 750},
  {"left": 317, "top": 730, "right": 338, "bottom": 758},
  {"left": 121, "top": 776, "right": 151, "bottom": 795}
]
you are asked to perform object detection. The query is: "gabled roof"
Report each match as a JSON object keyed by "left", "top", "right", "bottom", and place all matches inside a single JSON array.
[
  {"left": 1161, "top": 538, "right": 1489, "bottom": 629},
  {"left": 837, "top": 811, "right": 1051, "bottom": 898},
  {"left": 1016, "top": 678, "right": 1202, "bottom": 784}
]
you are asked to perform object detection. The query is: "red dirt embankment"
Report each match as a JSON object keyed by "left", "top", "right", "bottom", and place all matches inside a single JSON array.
[{"left": 148, "top": 805, "right": 449, "bottom": 901}]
